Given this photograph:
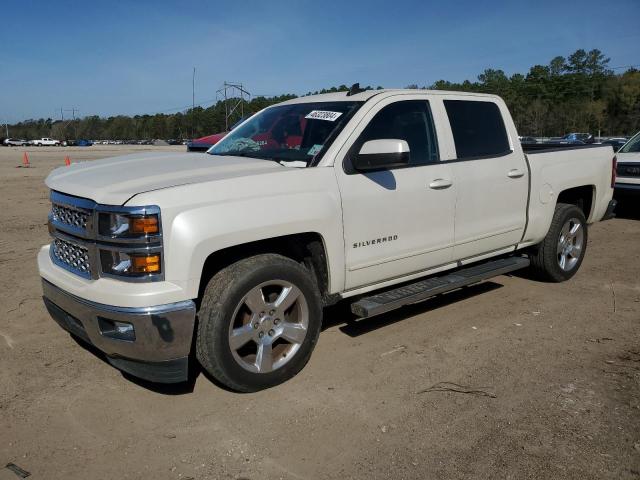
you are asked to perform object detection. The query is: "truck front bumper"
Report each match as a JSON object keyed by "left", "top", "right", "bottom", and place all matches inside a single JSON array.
[{"left": 42, "top": 279, "right": 196, "bottom": 383}]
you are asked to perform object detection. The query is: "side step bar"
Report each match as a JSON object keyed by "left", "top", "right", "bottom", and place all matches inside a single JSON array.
[{"left": 350, "top": 256, "right": 530, "bottom": 318}]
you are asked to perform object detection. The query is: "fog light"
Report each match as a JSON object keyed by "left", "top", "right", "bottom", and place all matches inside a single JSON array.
[{"left": 98, "top": 317, "right": 136, "bottom": 341}]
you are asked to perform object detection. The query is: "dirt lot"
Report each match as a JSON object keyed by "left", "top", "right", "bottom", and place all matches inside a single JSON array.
[{"left": 0, "top": 145, "right": 638, "bottom": 480}]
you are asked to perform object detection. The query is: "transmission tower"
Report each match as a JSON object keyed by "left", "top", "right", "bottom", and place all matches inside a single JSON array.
[{"left": 216, "top": 82, "right": 251, "bottom": 131}]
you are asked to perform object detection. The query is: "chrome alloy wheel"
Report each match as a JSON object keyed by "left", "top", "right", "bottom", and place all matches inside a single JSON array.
[
  {"left": 228, "top": 280, "right": 309, "bottom": 373},
  {"left": 557, "top": 217, "right": 584, "bottom": 271}
]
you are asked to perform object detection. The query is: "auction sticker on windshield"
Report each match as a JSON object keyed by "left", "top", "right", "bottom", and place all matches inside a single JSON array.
[
  {"left": 305, "top": 110, "right": 343, "bottom": 121},
  {"left": 307, "top": 144, "right": 323, "bottom": 156}
]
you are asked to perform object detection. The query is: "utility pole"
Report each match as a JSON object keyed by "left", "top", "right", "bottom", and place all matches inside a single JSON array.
[
  {"left": 65, "top": 108, "right": 78, "bottom": 138},
  {"left": 192, "top": 67, "right": 196, "bottom": 139},
  {"left": 62, "top": 107, "right": 79, "bottom": 138}
]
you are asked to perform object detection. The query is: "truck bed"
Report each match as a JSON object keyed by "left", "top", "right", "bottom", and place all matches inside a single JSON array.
[{"left": 520, "top": 143, "right": 614, "bottom": 247}]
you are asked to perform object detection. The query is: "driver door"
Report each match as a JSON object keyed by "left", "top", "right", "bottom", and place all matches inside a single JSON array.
[{"left": 335, "top": 97, "right": 456, "bottom": 290}]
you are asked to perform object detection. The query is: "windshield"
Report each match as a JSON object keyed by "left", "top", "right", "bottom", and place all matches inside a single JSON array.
[
  {"left": 207, "top": 101, "right": 361, "bottom": 166},
  {"left": 619, "top": 132, "right": 640, "bottom": 153}
]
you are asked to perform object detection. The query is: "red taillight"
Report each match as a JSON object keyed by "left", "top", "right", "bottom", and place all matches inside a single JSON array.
[{"left": 611, "top": 155, "right": 617, "bottom": 188}]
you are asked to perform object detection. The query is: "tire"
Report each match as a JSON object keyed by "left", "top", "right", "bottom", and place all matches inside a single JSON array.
[
  {"left": 196, "top": 254, "right": 323, "bottom": 392},
  {"left": 529, "top": 203, "right": 588, "bottom": 282}
]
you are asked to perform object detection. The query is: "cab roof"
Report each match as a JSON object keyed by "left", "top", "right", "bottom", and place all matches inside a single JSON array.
[{"left": 278, "top": 88, "right": 502, "bottom": 105}]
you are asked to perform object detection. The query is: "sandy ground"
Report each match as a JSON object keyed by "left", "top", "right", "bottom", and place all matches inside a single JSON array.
[{"left": 0, "top": 145, "right": 638, "bottom": 480}]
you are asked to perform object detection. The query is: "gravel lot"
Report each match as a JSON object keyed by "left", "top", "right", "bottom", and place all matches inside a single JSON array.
[{"left": 0, "top": 145, "right": 639, "bottom": 480}]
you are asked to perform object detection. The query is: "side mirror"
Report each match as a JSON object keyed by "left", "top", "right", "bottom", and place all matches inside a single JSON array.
[{"left": 353, "top": 139, "right": 410, "bottom": 171}]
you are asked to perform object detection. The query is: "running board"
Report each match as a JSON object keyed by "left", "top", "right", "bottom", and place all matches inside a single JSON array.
[{"left": 350, "top": 256, "right": 530, "bottom": 318}]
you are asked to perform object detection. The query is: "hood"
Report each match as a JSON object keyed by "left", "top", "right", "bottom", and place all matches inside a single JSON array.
[{"left": 45, "top": 151, "right": 282, "bottom": 205}]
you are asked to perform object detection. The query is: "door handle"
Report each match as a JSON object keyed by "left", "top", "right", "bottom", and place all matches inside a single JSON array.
[
  {"left": 508, "top": 169, "right": 525, "bottom": 178},
  {"left": 428, "top": 178, "right": 453, "bottom": 189}
]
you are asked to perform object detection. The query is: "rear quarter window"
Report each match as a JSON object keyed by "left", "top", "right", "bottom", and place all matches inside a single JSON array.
[{"left": 444, "top": 100, "right": 511, "bottom": 159}]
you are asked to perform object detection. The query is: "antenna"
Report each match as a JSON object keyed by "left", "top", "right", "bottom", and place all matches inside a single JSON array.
[{"left": 346, "top": 83, "right": 365, "bottom": 96}]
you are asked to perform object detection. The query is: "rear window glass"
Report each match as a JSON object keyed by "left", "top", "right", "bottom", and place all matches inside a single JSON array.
[{"left": 444, "top": 100, "right": 511, "bottom": 159}]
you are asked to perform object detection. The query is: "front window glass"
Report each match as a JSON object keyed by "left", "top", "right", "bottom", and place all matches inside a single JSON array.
[
  {"left": 355, "top": 100, "right": 439, "bottom": 165},
  {"left": 208, "top": 101, "right": 361, "bottom": 166},
  {"left": 620, "top": 132, "right": 640, "bottom": 153}
]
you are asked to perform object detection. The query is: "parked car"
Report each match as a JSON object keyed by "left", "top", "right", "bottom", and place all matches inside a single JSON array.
[
  {"left": 614, "top": 131, "right": 640, "bottom": 197},
  {"left": 32, "top": 137, "right": 61, "bottom": 146},
  {"left": 39, "top": 88, "right": 616, "bottom": 391},
  {"left": 519, "top": 136, "right": 537, "bottom": 144},
  {"left": 601, "top": 138, "right": 627, "bottom": 152},
  {"left": 3, "top": 138, "right": 29, "bottom": 146},
  {"left": 560, "top": 132, "right": 595, "bottom": 144},
  {"left": 187, "top": 117, "right": 249, "bottom": 152},
  {"left": 187, "top": 132, "right": 227, "bottom": 151}
]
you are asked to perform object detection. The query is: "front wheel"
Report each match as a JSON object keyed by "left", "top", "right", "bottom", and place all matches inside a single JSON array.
[
  {"left": 196, "top": 254, "right": 323, "bottom": 392},
  {"left": 529, "top": 203, "right": 588, "bottom": 282}
]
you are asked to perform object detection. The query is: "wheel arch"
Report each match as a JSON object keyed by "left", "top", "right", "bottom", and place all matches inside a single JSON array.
[
  {"left": 197, "top": 232, "right": 332, "bottom": 307},
  {"left": 557, "top": 184, "right": 596, "bottom": 221}
]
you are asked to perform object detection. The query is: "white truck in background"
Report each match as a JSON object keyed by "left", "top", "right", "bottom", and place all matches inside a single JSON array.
[
  {"left": 38, "top": 87, "right": 617, "bottom": 392},
  {"left": 614, "top": 131, "right": 640, "bottom": 196},
  {"left": 32, "top": 137, "right": 61, "bottom": 146}
]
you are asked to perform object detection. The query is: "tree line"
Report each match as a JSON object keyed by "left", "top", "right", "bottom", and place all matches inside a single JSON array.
[
  {"left": 6, "top": 49, "right": 639, "bottom": 141},
  {"left": 426, "top": 49, "right": 639, "bottom": 137}
]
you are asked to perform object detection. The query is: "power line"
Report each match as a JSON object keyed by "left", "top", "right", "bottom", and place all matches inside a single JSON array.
[{"left": 610, "top": 64, "right": 640, "bottom": 70}]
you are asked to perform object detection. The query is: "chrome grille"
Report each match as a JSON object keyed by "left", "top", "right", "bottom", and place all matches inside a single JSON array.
[
  {"left": 51, "top": 203, "right": 89, "bottom": 230},
  {"left": 48, "top": 190, "right": 163, "bottom": 282},
  {"left": 52, "top": 238, "right": 91, "bottom": 276}
]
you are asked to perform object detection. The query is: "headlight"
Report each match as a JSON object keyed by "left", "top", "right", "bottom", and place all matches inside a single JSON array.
[
  {"left": 98, "top": 212, "right": 160, "bottom": 238},
  {"left": 100, "top": 250, "right": 162, "bottom": 277},
  {"left": 96, "top": 206, "right": 163, "bottom": 280}
]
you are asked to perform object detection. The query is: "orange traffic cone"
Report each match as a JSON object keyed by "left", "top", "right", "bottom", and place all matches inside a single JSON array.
[
  {"left": 65, "top": 156, "right": 71, "bottom": 166},
  {"left": 22, "top": 152, "right": 30, "bottom": 168}
]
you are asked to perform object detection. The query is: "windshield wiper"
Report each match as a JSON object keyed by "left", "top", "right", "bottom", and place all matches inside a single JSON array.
[
  {"left": 209, "top": 151, "right": 288, "bottom": 163},
  {"left": 209, "top": 151, "right": 259, "bottom": 158}
]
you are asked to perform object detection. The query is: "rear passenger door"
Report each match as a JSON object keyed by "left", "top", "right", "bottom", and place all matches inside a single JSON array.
[{"left": 442, "top": 98, "right": 529, "bottom": 260}]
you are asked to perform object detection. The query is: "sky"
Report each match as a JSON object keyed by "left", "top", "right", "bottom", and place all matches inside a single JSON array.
[{"left": 1, "top": 0, "right": 638, "bottom": 123}]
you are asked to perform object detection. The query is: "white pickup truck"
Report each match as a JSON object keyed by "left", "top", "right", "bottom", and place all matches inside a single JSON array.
[
  {"left": 32, "top": 137, "right": 61, "bottom": 146},
  {"left": 614, "top": 131, "right": 640, "bottom": 196},
  {"left": 38, "top": 87, "right": 617, "bottom": 391}
]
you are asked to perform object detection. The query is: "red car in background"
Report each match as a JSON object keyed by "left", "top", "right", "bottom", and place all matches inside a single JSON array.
[
  {"left": 187, "top": 132, "right": 227, "bottom": 151},
  {"left": 186, "top": 117, "right": 249, "bottom": 152}
]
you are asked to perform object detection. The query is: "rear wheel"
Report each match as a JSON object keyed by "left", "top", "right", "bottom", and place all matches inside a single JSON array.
[
  {"left": 196, "top": 254, "right": 322, "bottom": 392},
  {"left": 529, "top": 203, "right": 588, "bottom": 282}
]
